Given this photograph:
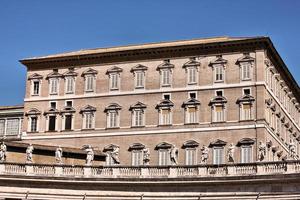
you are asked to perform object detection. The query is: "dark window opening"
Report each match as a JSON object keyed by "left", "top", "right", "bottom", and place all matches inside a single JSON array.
[
  {"left": 163, "top": 94, "right": 170, "bottom": 100},
  {"left": 189, "top": 92, "right": 196, "bottom": 99},
  {"left": 66, "top": 101, "right": 73, "bottom": 107},
  {"left": 216, "top": 90, "right": 223, "bottom": 96},
  {"left": 50, "top": 102, "right": 56, "bottom": 109},
  {"left": 65, "top": 115, "right": 72, "bottom": 130},
  {"left": 243, "top": 89, "right": 251, "bottom": 95},
  {"left": 48, "top": 116, "right": 56, "bottom": 131}
]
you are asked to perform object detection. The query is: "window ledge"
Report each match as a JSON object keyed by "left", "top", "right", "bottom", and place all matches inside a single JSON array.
[
  {"left": 81, "top": 128, "right": 95, "bottom": 131},
  {"left": 61, "top": 130, "right": 73, "bottom": 132},
  {"left": 184, "top": 123, "right": 199, "bottom": 125},
  {"left": 157, "top": 124, "right": 172, "bottom": 127},
  {"left": 45, "top": 130, "right": 58, "bottom": 133},
  {"left": 131, "top": 125, "right": 145, "bottom": 128},
  {"left": 211, "top": 121, "right": 226, "bottom": 124},
  {"left": 27, "top": 131, "right": 39, "bottom": 134},
  {"left": 239, "top": 119, "right": 254, "bottom": 122},
  {"left": 106, "top": 127, "right": 120, "bottom": 130}
]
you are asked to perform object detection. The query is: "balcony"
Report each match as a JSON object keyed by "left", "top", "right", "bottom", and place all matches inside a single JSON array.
[{"left": 1, "top": 160, "right": 300, "bottom": 178}]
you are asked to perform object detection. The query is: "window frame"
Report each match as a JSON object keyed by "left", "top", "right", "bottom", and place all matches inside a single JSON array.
[
  {"left": 65, "top": 76, "right": 75, "bottom": 94},
  {"left": 240, "top": 145, "right": 252, "bottom": 163},
  {"left": 84, "top": 74, "right": 96, "bottom": 93},
  {"left": 49, "top": 78, "right": 59, "bottom": 95},
  {"left": 213, "top": 146, "right": 224, "bottom": 165}
]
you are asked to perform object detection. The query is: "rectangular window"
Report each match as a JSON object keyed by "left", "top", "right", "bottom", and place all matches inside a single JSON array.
[
  {"left": 213, "top": 147, "right": 224, "bottom": 165},
  {"left": 185, "top": 148, "right": 197, "bottom": 165},
  {"left": 241, "top": 63, "right": 251, "bottom": 80},
  {"left": 48, "top": 116, "right": 56, "bottom": 131},
  {"left": 108, "top": 112, "right": 118, "bottom": 128},
  {"left": 30, "top": 117, "right": 37, "bottom": 132},
  {"left": 85, "top": 76, "right": 94, "bottom": 92},
  {"left": 241, "top": 104, "right": 251, "bottom": 120},
  {"left": 215, "top": 65, "right": 224, "bottom": 82},
  {"left": 0, "top": 120, "right": 5, "bottom": 135},
  {"left": 186, "top": 107, "right": 197, "bottom": 124},
  {"left": 160, "top": 109, "right": 171, "bottom": 125},
  {"left": 158, "top": 149, "right": 170, "bottom": 166},
  {"left": 6, "top": 119, "right": 19, "bottom": 135},
  {"left": 241, "top": 146, "right": 252, "bottom": 163},
  {"left": 135, "top": 72, "right": 144, "bottom": 88},
  {"left": 161, "top": 70, "right": 171, "bottom": 86},
  {"left": 133, "top": 110, "right": 143, "bottom": 127},
  {"left": 187, "top": 68, "right": 197, "bottom": 84},
  {"left": 49, "top": 79, "right": 58, "bottom": 94},
  {"left": 50, "top": 102, "right": 56, "bottom": 109},
  {"left": 65, "top": 77, "right": 75, "bottom": 94},
  {"left": 132, "top": 150, "right": 143, "bottom": 166},
  {"left": 65, "top": 115, "right": 72, "bottom": 130},
  {"left": 214, "top": 105, "right": 224, "bottom": 122},
  {"left": 85, "top": 113, "right": 94, "bottom": 129},
  {"left": 110, "top": 74, "right": 119, "bottom": 90},
  {"left": 33, "top": 81, "right": 40, "bottom": 95}
]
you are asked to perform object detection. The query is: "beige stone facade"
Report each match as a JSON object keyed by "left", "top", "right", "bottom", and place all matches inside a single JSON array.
[{"left": 18, "top": 36, "right": 300, "bottom": 166}]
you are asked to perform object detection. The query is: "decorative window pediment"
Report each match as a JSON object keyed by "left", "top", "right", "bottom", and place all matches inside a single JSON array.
[
  {"left": 44, "top": 108, "right": 60, "bottom": 115},
  {"left": 209, "top": 55, "right": 227, "bottom": 66},
  {"left": 182, "top": 98, "right": 200, "bottom": 107},
  {"left": 130, "top": 64, "right": 148, "bottom": 72},
  {"left": 81, "top": 68, "right": 98, "bottom": 76},
  {"left": 128, "top": 143, "right": 145, "bottom": 151},
  {"left": 156, "top": 60, "right": 174, "bottom": 71},
  {"left": 236, "top": 94, "right": 255, "bottom": 104},
  {"left": 104, "top": 103, "right": 122, "bottom": 112},
  {"left": 103, "top": 144, "right": 119, "bottom": 152},
  {"left": 60, "top": 106, "right": 76, "bottom": 114},
  {"left": 25, "top": 108, "right": 41, "bottom": 116},
  {"left": 209, "top": 139, "right": 227, "bottom": 147},
  {"left": 28, "top": 73, "right": 43, "bottom": 80},
  {"left": 209, "top": 96, "right": 227, "bottom": 105},
  {"left": 155, "top": 142, "right": 173, "bottom": 150},
  {"left": 63, "top": 68, "right": 78, "bottom": 77},
  {"left": 237, "top": 138, "right": 255, "bottom": 146},
  {"left": 155, "top": 99, "right": 174, "bottom": 109},
  {"left": 80, "top": 105, "right": 96, "bottom": 113},
  {"left": 276, "top": 111, "right": 281, "bottom": 118},
  {"left": 129, "top": 102, "right": 147, "bottom": 111},
  {"left": 182, "top": 57, "right": 200, "bottom": 68},
  {"left": 236, "top": 53, "right": 255, "bottom": 64},
  {"left": 46, "top": 70, "right": 63, "bottom": 79},
  {"left": 106, "top": 66, "right": 123, "bottom": 74},
  {"left": 182, "top": 140, "right": 199, "bottom": 149}
]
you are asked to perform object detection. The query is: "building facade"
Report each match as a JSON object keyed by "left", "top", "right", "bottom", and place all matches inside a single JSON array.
[{"left": 17, "top": 36, "right": 300, "bottom": 167}]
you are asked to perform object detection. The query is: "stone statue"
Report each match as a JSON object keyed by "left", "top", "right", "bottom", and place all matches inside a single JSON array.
[
  {"left": 258, "top": 141, "right": 266, "bottom": 161},
  {"left": 227, "top": 143, "right": 235, "bottom": 163},
  {"left": 26, "top": 144, "right": 34, "bottom": 163},
  {"left": 0, "top": 142, "right": 7, "bottom": 162},
  {"left": 170, "top": 145, "right": 179, "bottom": 165},
  {"left": 201, "top": 145, "right": 209, "bottom": 164},
  {"left": 289, "top": 140, "right": 296, "bottom": 158},
  {"left": 111, "top": 146, "right": 120, "bottom": 164},
  {"left": 55, "top": 146, "right": 63, "bottom": 164},
  {"left": 143, "top": 148, "right": 150, "bottom": 165},
  {"left": 85, "top": 145, "right": 94, "bottom": 165}
]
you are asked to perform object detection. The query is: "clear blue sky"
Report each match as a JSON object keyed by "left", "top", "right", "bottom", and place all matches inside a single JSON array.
[{"left": 0, "top": 0, "right": 299, "bottom": 106}]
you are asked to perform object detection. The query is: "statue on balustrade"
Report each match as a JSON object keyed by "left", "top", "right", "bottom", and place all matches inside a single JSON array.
[
  {"left": 289, "top": 140, "right": 296, "bottom": 158},
  {"left": 111, "top": 146, "right": 120, "bottom": 164},
  {"left": 0, "top": 142, "right": 7, "bottom": 162},
  {"left": 170, "top": 145, "right": 178, "bottom": 165},
  {"left": 26, "top": 144, "right": 34, "bottom": 163},
  {"left": 227, "top": 143, "right": 235, "bottom": 163},
  {"left": 143, "top": 148, "right": 150, "bottom": 165},
  {"left": 201, "top": 145, "right": 209, "bottom": 164},
  {"left": 258, "top": 141, "right": 266, "bottom": 161},
  {"left": 55, "top": 146, "right": 63, "bottom": 164},
  {"left": 85, "top": 145, "right": 94, "bottom": 165}
]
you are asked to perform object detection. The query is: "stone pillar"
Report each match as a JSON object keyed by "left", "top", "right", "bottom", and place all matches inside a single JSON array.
[
  {"left": 141, "top": 167, "right": 149, "bottom": 178},
  {"left": 198, "top": 166, "right": 206, "bottom": 176},
  {"left": 227, "top": 165, "right": 235, "bottom": 176},
  {"left": 55, "top": 165, "right": 63, "bottom": 176},
  {"left": 168, "top": 167, "right": 178, "bottom": 178},
  {"left": 84, "top": 166, "right": 92, "bottom": 177},
  {"left": 0, "top": 163, "right": 5, "bottom": 174},
  {"left": 112, "top": 167, "right": 120, "bottom": 178},
  {"left": 26, "top": 164, "right": 33, "bottom": 175}
]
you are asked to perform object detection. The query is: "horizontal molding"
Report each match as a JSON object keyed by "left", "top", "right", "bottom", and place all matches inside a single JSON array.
[
  {"left": 24, "top": 82, "right": 265, "bottom": 102},
  {"left": 22, "top": 124, "right": 265, "bottom": 140}
]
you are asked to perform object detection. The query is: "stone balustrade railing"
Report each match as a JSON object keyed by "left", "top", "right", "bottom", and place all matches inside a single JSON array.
[{"left": 0, "top": 161, "right": 300, "bottom": 178}]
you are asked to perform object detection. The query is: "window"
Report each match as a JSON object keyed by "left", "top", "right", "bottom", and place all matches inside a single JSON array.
[
  {"left": 158, "top": 149, "right": 170, "bottom": 166},
  {"left": 85, "top": 75, "right": 95, "bottom": 92},
  {"left": 33, "top": 81, "right": 40, "bottom": 95},
  {"left": 135, "top": 71, "right": 144, "bottom": 88},
  {"left": 241, "top": 146, "right": 252, "bottom": 163},
  {"left": 183, "top": 98, "right": 200, "bottom": 124},
  {"left": 110, "top": 73, "right": 119, "bottom": 90},
  {"left": 214, "top": 105, "right": 225, "bottom": 122},
  {"left": 85, "top": 113, "right": 94, "bottom": 129},
  {"left": 159, "top": 109, "right": 171, "bottom": 125},
  {"left": 30, "top": 117, "right": 37, "bottom": 132},
  {"left": 133, "top": 110, "right": 144, "bottom": 127},
  {"left": 0, "top": 120, "right": 5, "bottom": 135},
  {"left": 6, "top": 119, "right": 19, "bottom": 135},
  {"left": 108, "top": 111, "right": 118, "bottom": 128},
  {"left": 64, "top": 115, "right": 72, "bottom": 130},
  {"left": 187, "top": 67, "right": 197, "bottom": 84},
  {"left": 185, "top": 148, "right": 197, "bottom": 165},
  {"left": 80, "top": 105, "right": 96, "bottom": 130},
  {"left": 216, "top": 90, "right": 223, "bottom": 96},
  {"left": 50, "top": 102, "right": 56, "bottom": 109},
  {"left": 189, "top": 92, "right": 197, "bottom": 99},
  {"left": 65, "top": 77, "right": 75, "bottom": 94},
  {"left": 241, "top": 104, "right": 251, "bottom": 120},
  {"left": 48, "top": 116, "right": 56, "bottom": 131},
  {"left": 213, "top": 147, "right": 224, "bottom": 165},
  {"left": 237, "top": 92, "right": 255, "bottom": 121},
  {"left": 186, "top": 107, "right": 197, "bottom": 124},
  {"left": 157, "top": 60, "right": 174, "bottom": 88},
  {"left": 161, "top": 69, "right": 171, "bottom": 86},
  {"left": 163, "top": 93, "right": 171, "bottom": 100},
  {"left": 241, "top": 63, "right": 251, "bottom": 80},
  {"left": 243, "top": 88, "right": 251, "bottom": 95},
  {"left": 66, "top": 100, "right": 73, "bottom": 107},
  {"left": 156, "top": 99, "right": 174, "bottom": 126},
  {"left": 215, "top": 65, "right": 224, "bottom": 82},
  {"left": 131, "top": 150, "right": 143, "bottom": 166},
  {"left": 49, "top": 78, "right": 59, "bottom": 95}
]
